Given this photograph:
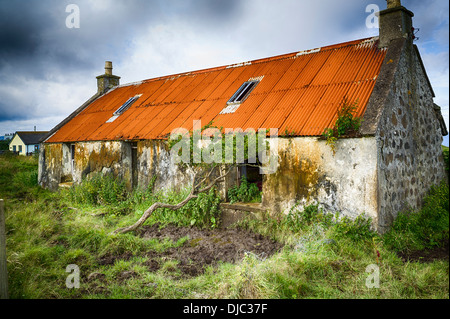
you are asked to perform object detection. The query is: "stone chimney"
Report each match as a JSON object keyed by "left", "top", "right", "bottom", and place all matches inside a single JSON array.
[
  {"left": 96, "top": 61, "right": 120, "bottom": 94},
  {"left": 377, "top": 0, "right": 414, "bottom": 48}
]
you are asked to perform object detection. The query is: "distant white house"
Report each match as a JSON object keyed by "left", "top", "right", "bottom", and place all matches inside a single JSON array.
[{"left": 9, "top": 131, "right": 49, "bottom": 156}]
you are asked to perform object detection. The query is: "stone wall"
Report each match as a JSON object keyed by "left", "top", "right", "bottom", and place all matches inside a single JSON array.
[
  {"left": 39, "top": 139, "right": 210, "bottom": 195},
  {"left": 262, "top": 137, "right": 379, "bottom": 225},
  {"left": 38, "top": 143, "right": 63, "bottom": 190},
  {"left": 39, "top": 141, "right": 131, "bottom": 190},
  {"left": 375, "top": 41, "right": 447, "bottom": 232},
  {"left": 136, "top": 140, "right": 194, "bottom": 192}
]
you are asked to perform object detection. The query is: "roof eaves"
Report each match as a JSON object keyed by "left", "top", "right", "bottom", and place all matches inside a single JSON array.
[{"left": 42, "top": 91, "right": 103, "bottom": 143}]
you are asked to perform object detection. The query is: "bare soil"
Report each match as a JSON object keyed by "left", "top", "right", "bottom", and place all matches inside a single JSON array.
[
  {"left": 99, "top": 223, "right": 283, "bottom": 277},
  {"left": 397, "top": 240, "right": 449, "bottom": 263}
]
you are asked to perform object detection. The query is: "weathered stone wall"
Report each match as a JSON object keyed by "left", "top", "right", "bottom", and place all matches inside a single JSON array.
[
  {"left": 73, "top": 141, "right": 131, "bottom": 187},
  {"left": 39, "top": 141, "right": 131, "bottom": 190},
  {"left": 375, "top": 42, "right": 447, "bottom": 232},
  {"left": 136, "top": 140, "right": 194, "bottom": 192},
  {"left": 40, "top": 139, "right": 209, "bottom": 195},
  {"left": 38, "top": 143, "right": 63, "bottom": 190},
  {"left": 262, "top": 137, "right": 379, "bottom": 225}
]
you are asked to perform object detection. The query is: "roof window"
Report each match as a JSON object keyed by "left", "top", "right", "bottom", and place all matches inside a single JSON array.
[
  {"left": 106, "top": 95, "right": 141, "bottom": 123},
  {"left": 114, "top": 95, "right": 140, "bottom": 115},
  {"left": 220, "top": 79, "right": 260, "bottom": 114},
  {"left": 227, "top": 80, "right": 259, "bottom": 105}
]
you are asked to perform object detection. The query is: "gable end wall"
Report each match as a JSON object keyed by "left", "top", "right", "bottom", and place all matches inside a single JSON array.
[{"left": 376, "top": 41, "right": 447, "bottom": 232}]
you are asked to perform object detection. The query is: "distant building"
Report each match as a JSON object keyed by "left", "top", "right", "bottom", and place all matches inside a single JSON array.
[
  {"left": 9, "top": 131, "right": 49, "bottom": 156},
  {"left": 0, "top": 133, "right": 14, "bottom": 141}
]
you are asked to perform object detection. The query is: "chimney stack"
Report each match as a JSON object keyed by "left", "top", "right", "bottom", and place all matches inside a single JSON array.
[
  {"left": 96, "top": 61, "right": 120, "bottom": 94},
  {"left": 377, "top": 0, "right": 414, "bottom": 48}
]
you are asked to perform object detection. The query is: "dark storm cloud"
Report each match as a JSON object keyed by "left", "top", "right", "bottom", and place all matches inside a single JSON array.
[
  {"left": 0, "top": 0, "right": 243, "bottom": 123},
  {"left": 0, "top": 0, "right": 242, "bottom": 78}
]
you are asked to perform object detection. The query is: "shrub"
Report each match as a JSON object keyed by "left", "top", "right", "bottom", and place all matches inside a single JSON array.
[
  {"left": 182, "top": 187, "right": 222, "bottom": 228},
  {"left": 228, "top": 176, "right": 261, "bottom": 203},
  {"left": 154, "top": 187, "right": 222, "bottom": 229}
]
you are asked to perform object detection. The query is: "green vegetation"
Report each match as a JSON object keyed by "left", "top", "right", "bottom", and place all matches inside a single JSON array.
[
  {"left": 443, "top": 145, "right": 449, "bottom": 179},
  {"left": 227, "top": 175, "right": 262, "bottom": 204},
  {"left": 1, "top": 154, "right": 448, "bottom": 299},
  {"left": 383, "top": 181, "right": 449, "bottom": 253},
  {"left": 322, "top": 99, "right": 362, "bottom": 155},
  {"left": 0, "top": 140, "right": 9, "bottom": 151}
]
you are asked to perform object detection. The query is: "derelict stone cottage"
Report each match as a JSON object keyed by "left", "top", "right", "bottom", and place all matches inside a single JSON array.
[{"left": 39, "top": 1, "right": 448, "bottom": 233}]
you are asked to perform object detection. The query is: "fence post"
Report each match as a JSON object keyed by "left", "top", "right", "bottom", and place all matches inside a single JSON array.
[{"left": 0, "top": 199, "right": 8, "bottom": 299}]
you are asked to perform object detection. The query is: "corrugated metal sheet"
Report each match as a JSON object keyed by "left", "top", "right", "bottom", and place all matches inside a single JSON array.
[{"left": 46, "top": 37, "right": 387, "bottom": 143}]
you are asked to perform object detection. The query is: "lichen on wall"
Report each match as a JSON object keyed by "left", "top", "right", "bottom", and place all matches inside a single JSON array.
[
  {"left": 262, "top": 137, "right": 378, "bottom": 224},
  {"left": 38, "top": 143, "right": 63, "bottom": 190},
  {"left": 74, "top": 141, "right": 131, "bottom": 188}
]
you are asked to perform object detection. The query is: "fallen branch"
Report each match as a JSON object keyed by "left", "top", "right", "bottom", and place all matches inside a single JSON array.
[{"left": 111, "top": 165, "right": 233, "bottom": 235}]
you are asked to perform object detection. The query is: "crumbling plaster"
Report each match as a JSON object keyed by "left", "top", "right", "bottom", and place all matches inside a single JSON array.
[{"left": 262, "top": 137, "right": 379, "bottom": 224}]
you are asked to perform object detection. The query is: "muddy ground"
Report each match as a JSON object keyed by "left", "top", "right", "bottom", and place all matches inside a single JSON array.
[
  {"left": 397, "top": 239, "right": 449, "bottom": 263},
  {"left": 99, "top": 223, "right": 284, "bottom": 277},
  {"left": 96, "top": 223, "right": 448, "bottom": 282}
]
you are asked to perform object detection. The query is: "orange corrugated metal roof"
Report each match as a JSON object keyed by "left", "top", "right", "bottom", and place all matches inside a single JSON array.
[{"left": 46, "top": 37, "right": 387, "bottom": 143}]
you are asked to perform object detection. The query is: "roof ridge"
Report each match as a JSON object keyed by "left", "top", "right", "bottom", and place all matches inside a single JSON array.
[{"left": 117, "top": 37, "right": 379, "bottom": 88}]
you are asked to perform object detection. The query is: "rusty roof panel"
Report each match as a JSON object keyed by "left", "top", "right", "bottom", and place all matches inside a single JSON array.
[{"left": 46, "top": 37, "right": 387, "bottom": 143}]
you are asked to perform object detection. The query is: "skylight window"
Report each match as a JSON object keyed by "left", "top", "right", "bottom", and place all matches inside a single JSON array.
[
  {"left": 220, "top": 79, "right": 260, "bottom": 115},
  {"left": 227, "top": 80, "right": 259, "bottom": 105},
  {"left": 106, "top": 95, "right": 141, "bottom": 123},
  {"left": 114, "top": 95, "right": 140, "bottom": 115}
]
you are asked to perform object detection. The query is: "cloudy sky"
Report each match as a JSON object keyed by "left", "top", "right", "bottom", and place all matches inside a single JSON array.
[{"left": 0, "top": 0, "right": 448, "bottom": 145}]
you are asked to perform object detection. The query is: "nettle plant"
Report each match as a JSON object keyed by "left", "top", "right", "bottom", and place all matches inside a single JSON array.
[{"left": 322, "top": 99, "right": 362, "bottom": 155}]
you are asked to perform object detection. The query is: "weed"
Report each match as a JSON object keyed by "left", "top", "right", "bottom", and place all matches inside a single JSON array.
[
  {"left": 66, "top": 174, "right": 128, "bottom": 207},
  {"left": 322, "top": 99, "right": 362, "bottom": 155},
  {"left": 228, "top": 175, "right": 261, "bottom": 204},
  {"left": 332, "top": 213, "right": 376, "bottom": 242}
]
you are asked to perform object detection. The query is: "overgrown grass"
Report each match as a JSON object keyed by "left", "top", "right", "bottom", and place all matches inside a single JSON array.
[
  {"left": 383, "top": 181, "right": 449, "bottom": 253},
  {"left": 1, "top": 154, "right": 449, "bottom": 299}
]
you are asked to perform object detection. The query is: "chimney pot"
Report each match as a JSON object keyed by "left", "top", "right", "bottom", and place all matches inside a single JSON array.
[
  {"left": 387, "top": 0, "right": 401, "bottom": 9},
  {"left": 105, "top": 61, "right": 113, "bottom": 75}
]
